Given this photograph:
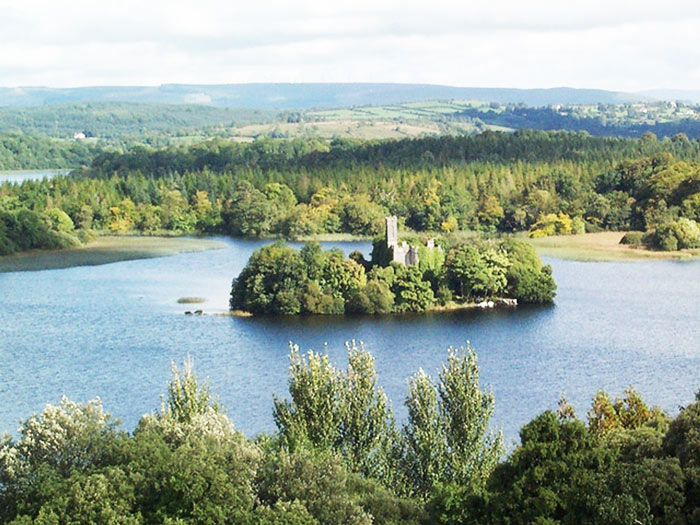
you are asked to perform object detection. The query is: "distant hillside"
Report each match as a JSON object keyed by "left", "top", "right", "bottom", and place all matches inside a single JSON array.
[
  {"left": 0, "top": 83, "right": 650, "bottom": 109},
  {"left": 0, "top": 103, "right": 277, "bottom": 140},
  {"left": 641, "top": 89, "right": 700, "bottom": 104}
]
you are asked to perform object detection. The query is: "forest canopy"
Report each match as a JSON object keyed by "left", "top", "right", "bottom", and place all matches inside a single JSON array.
[{"left": 3, "top": 130, "right": 700, "bottom": 255}]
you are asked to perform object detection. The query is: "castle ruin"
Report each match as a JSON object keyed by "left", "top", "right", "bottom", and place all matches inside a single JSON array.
[{"left": 385, "top": 216, "right": 441, "bottom": 266}]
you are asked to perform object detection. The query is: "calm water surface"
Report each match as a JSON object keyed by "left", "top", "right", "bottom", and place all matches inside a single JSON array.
[
  {"left": 2, "top": 237, "right": 699, "bottom": 444},
  {"left": 0, "top": 169, "right": 67, "bottom": 184}
]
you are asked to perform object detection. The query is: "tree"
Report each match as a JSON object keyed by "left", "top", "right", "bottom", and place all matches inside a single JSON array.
[
  {"left": 402, "top": 345, "right": 503, "bottom": 497},
  {"left": 336, "top": 194, "right": 386, "bottom": 235},
  {"left": 273, "top": 345, "right": 343, "bottom": 451},
  {"left": 347, "top": 279, "right": 395, "bottom": 314},
  {"left": 391, "top": 264, "right": 435, "bottom": 313},
  {"left": 273, "top": 343, "right": 396, "bottom": 481},
  {"left": 224, "top": 180, "right": 276, "bottom": 237},
  {"left": 255, "top": 447, "right": 372, "bottom": 525},
  {"left": 664, "top": 397, "right": 700, "bottom": 521},
  {"left": 130, "top": 357, "right": 260, "bottom": 523},
  {"left": 321, "top": 250, "right": 367, "bottom": 299},
  {"left": 0, "top": 397, "right": 125, "bottom": 522},
  {"left": 503, "top": 240, "right": 556, "bottom": 304},
  {"left": 230, "top": 242, "right": 307, "bottom": 314},
  {"left": 444, "top": 244, "right": 509, "bottom": 300},
  {"left": 478, "top": 195, "right": 504, "bottom": 230},
  {"left": 485, "top": 411, "right": 605, "bottom": 523}
]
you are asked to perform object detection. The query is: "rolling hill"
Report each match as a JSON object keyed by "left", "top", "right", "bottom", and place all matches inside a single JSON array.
[{"left": 0, "top": 83, "right": 650, "bottom": 109}]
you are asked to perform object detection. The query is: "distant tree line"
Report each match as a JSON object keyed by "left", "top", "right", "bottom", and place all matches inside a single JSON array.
[
  {"left": 3, "top": 131, "right": 700, "bottom": 255},
  {"left": 453, "top": 102, "right": 700, "bottom": 139},
  {"left": 0, "top": 133, "right": 95, "bottom": 170},
  {"left": 2, "top": 344, "right": 700, "bottom": 524},
  {"left": 0, "top": 103, "right": 277, "bottom": 143},
  {"left": 84, "top": 130, "right": 700, "bottom": 174}
]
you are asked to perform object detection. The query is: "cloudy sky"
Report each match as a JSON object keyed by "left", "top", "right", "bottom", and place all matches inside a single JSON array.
[{"left": 1, "top": 0, "right": 699, "bottom": 92}]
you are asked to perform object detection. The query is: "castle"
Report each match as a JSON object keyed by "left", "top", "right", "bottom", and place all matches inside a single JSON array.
[{"left": 385, "top": 216, "right": 440, "bottom": 266}]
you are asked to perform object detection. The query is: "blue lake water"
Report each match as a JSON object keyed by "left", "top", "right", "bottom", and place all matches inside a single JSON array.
[
  {"left": 0, "top": 169, "right": 67, "bottom": 184},
  {"left": 1, "top": 237, "right": 699, "bottom": 445}
]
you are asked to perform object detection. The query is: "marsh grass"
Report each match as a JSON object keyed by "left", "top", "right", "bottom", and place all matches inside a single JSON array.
[
  {"left": 177, "top": 297, "right": 206, "bottom": 304},
  {"left": 294, "top": 233, "right": 371, "bottom": 242},
  {"left": 526, "top": 231, "right": 700, "bottom": 261},
  {"left": 0, "top": 236, "right": 225, "bottom": 272}
]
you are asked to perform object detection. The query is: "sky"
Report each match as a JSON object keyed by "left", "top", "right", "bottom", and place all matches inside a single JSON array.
[{"left": 1, "top": 0, "right": 699, "bottom": 92}]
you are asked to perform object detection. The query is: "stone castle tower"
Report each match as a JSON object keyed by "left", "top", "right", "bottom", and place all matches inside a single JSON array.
[
  {"left": 386, "top": 216, "right": 399, "bottom": 246},
  {"left": 385, "top": 216, "right": 442, "bottom": 266},
  {"left": 385, "top": 216, "right": 419, "bottom": 266}
]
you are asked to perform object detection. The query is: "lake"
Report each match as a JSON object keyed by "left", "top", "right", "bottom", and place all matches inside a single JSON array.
[
  {"left": 0, "top": 169, "right": 67, "bottom": 184},
  {"left": 1, "top": 236, "right": 699, "bottom": 445}
]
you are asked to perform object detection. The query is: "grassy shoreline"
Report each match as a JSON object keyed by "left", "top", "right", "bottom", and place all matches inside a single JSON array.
[
  {"left": 3, "top": 230, "right": 697, "bottom": 273},
  {"left": 0, "top": 235, "right": 225, "bottom": 272},
  {"left": 293, "top": 232, "right": 372, "bottom": 242},
  {"left": 526, "top": 231, "right": 700, "bottom": 262}
]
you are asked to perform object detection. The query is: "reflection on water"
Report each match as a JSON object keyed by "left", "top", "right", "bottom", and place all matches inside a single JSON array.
[{"left": 1, "top": 236, "right": 699, "bottom": 444}]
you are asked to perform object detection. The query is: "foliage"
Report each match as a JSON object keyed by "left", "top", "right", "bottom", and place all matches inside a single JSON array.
[
  {"left": 528, "top": 212, "right": 577, "bottom": 238},
  {"left": 127, "top": 357, "right": 261, "bottom": 524},
  {"left": 256, "top": 446, "right": 372, "bottom": 525},
  {"left": 390, "top": 264, "right": 436, "bottom": 313},
  {"left": 0, "top": 397, "right": 128, "bottom": 522},
  {"left": 0, "top": 207, "right": 81, "bottom": 255},
  {"left": 444, "top": 244, "right": 509, "bottom": 300},
  {"left": 0, "top": 132, "right": 95, "bottom": 170},
  {"left": 5, "top": 131, "right": 700, "bottom": 259},
  {"left": 402, "top": 346, "right": 504, "bottom": 498},
  {"left": 3, "top": 346, "right": 700, "bottom": 524},
  {"left": 230, "top": 242, "right": 370, "bottom": 315},
  {"left": 231, "top": 237, "right": 555, "bottom": 316},
  {"left": 664, "top": 397, "right": 700, "bottom": 521},
  {"left": 347, "top": 279, "right": 395, "bottom": 314},
  {"left": 503, "top": 240, "right": 557, "bottom": 304},
  {"left": 230, "top": 242, "right": 308, "bottom": 314},
  {"left": 587, "top": 387, "right": 664, "bottom": 438},
  {"left": 648, "top": 217, "right": 700, "bottom": 250},
  {"left": 273, "top": 342, "right": 396, "bottom": 481}
]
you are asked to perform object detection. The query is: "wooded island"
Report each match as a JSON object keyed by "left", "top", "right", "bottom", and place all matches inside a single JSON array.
[{"left": 230, "top": 217, "right": 555, "bottom": 315}]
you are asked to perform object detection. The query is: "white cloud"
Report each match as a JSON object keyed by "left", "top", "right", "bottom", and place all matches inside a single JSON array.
[{"left": 0, "top": 0, "right": 699, "bottom": 90}]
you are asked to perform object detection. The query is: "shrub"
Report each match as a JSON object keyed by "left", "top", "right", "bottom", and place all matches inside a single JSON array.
[
  {"left": 648, "top": 218, "right": 700, "bottom": 251},
  {"left": 672, "top": 218, "right": 700, "bottom": 249},
  {"left": 620, "top": 231, "right": 645, "bottom": 246}
]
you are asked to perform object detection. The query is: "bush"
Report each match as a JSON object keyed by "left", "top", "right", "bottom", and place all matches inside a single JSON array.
[
  {"left": 620, "top": 231, "right": 645, "bottom": 246},
  {"left": 528, "top": 212, "right": 574, "bottom": 238},
  {"left": 435, "top": 285, "right": 452, "bottom": 306},
  {"left": 647, "top": 218, "right": 700, "bottom": 251},
  {"left": 347, "top": 280, "right": 395, "bottom": 314},
  {"left": 672, "top": 218, "right": 700, "bottom": 248}
]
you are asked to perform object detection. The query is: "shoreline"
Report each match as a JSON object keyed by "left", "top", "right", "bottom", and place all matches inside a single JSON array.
[
  {"left": 526, "top": 231, "right": 700, "bottom": 262},
  {"left": 3, "top": 230, "right": 697, "bottom": 274},
  {"left": 226, "top": 298, "right": 518, "bottom": 318},
  {"left": 0, "top": 235, "right": 226, "bottom": 272}
]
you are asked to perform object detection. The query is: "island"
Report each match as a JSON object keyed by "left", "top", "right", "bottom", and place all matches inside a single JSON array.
[{"left": 229, "top": 217, "right": 556, "bottom": 315}]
